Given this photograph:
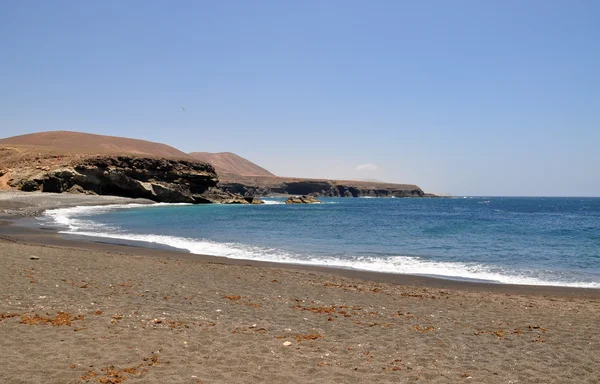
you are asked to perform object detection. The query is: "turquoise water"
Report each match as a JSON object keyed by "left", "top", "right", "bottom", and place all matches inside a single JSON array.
[{"left": 42, "top": 197, "right": 600, "bottom": 288}]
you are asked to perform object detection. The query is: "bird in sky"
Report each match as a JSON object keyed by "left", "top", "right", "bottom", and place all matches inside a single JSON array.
[{"left": 181, "top": 106, "right": 186, "bottom": 111}]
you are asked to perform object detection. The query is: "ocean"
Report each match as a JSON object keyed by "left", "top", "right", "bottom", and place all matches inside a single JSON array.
[{"left": 40, "top": 197, "right": 600, "bottom": 288}]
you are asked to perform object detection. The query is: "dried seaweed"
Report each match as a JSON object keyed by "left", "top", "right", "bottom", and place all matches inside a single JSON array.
[
  {"left": 80, "top": 355, "right": 159, "bottom": 383},
  {"left": 20, "top": 312, "right": 84, "bottom": 326},
  {"left": 0, "top": 312, "right": 20, "bottom": 321},
  {"left": 413, "top": 325, "right": 435, "bottom": 333},
  {"left": 294, "top": 333, "right": 323, "bottom": 342}
]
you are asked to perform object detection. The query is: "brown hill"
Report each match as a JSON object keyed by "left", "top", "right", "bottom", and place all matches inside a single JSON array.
[
  {"left": 188, "top": 152, "right": 275, "bottom": 177},
  {"left": 0, "top": 131, "right": 191, "bottom": 159}
]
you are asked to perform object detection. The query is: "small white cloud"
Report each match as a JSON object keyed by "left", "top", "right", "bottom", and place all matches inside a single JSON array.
[{"left": 356, "top": 163, "right": 378, "bottom": 171}]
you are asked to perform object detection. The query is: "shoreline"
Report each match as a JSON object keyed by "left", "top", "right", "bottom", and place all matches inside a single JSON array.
[
  {"left": 1, "top": 192, "right": 600, "bottom": 383},
  {"left": 2, "top": 191, "right": 600, "bottom": 296},
  {"left": 4, "top": 220, "right": 600, "bottom": 298},
  {"left": 0, "top": 191, "right": 598, "bottom": 297},
  {"left": 0, "top": 191, "right": 156, "bottom": 217}
]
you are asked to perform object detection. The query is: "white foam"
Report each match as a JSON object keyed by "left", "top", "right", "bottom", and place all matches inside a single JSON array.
[
  {"left": 261, "top": 200, "right": 285, "bottom": 205},
  {"left": 261, "top": 199, "right": 339, "bottom": 205},
  {"left": 304, "top": 256, "right": 600, "bottom": 288},
  {"left": 67, "top": 230, "right": 296, "bottom": 261},
  {"left": 44, "top": 203, "right": 191, "bottom": 231},
  {"left": 56, "top": 232, "right": 600, "bottom": 289}
]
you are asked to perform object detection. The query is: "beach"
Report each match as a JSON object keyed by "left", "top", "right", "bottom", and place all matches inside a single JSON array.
[{"left": 1, "top": 193, "right": 600, "bottom": 383}]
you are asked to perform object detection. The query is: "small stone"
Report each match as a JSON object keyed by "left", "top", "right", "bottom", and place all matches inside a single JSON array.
[
  {"left": 30, "top": 255, "right": 40, "bottom": 260},
  {"left": 282, "top": 341, "right": 292, "bottom": 346}
]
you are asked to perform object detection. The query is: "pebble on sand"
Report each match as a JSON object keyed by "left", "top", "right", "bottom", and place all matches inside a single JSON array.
[
  {"left": 282, "top": 341, "right": 292, "bottom": 346},
  {"left": 30, "top": 255, "right": 40, "bottom": 260}
]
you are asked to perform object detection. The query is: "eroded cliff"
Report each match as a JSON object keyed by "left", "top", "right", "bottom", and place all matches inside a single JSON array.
[
  {"left": 218, "top": 175, "right": 432, "bottom": 198},
  {"left": 3, "top": 153, "right": 253, "bottom": 204}
]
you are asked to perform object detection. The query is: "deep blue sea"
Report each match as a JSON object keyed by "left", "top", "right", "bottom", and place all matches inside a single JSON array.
[{"left": 41, "top": 197, "right": 600, "bottom": 288}]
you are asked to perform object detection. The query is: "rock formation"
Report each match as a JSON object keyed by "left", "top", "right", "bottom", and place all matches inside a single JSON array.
[
  {"left": 285, "top": 195, "right": 321, "bottom": 204},
  {"left": 219, "top": 175, "right": 432, "bottom": 198},
  {"left": 6, "top": 155, "right": 259, "bottom": 204}
]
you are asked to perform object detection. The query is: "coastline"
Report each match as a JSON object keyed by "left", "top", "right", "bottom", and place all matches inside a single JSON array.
[
  {"left": 1, "top": 191, "right": 599, "bottom": 296},
  {"left": 3, "top": 218, "right": 600, "bottom": 298},
  {"left": 0, "top": 191, "right": 156, "bottom": 217},
  {"left": 1, "top": 192, "right": 600, "bottom": 383}
]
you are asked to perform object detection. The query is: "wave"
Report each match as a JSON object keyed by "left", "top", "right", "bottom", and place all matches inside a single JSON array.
[
  {"left": 41, "top": 203, "right": 600, "bottom": 289},
  {"left": 261, "top": 200, "right": 285, "bottom": 205},
  {"left": 261, "top": 199, "right": 339, "bottom": 205},
  {"left": 50, "top": 230, "right": 600, "bottom": 288},
  {"left": 43, "top": 203, "right": 191, "bottom": 231}
]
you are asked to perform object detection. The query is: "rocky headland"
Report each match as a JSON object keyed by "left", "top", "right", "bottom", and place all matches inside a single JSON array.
[
  {"left": 0, "top": 148, "right": 253, "bottom": 204},
  {"left": 218, "top": 174, "right": 434, "bottom": 198},
  {"left": 0, "top": 131, "right": 439, "bottom": 202}
]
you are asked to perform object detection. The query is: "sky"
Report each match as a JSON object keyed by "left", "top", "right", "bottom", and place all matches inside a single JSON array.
[{"left": 1, "top": 1, "right": 599, "bottom": 196}]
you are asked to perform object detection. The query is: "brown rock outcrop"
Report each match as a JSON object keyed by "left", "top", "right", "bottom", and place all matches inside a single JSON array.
[
  {"left": 6, "top": 155, "right": 260, "bottom": 204},
  {"left": 285, "top": 195, "right": 321, "bottom": 204}
]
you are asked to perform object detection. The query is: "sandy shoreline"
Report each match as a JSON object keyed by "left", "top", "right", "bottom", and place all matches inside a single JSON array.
[
  {"left": 2, "top": 191, "right": 598, "bottom": 296},
  {"left": 0, "top": 191, "right": 156, "bottom": 217},
  {"left": 1, "top": 192, "right": 600, "bottom": 383}
]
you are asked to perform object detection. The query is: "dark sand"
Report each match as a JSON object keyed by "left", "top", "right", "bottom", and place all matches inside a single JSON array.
[{"left": 1, "top": 192, "right": 599, "bottom": 383}]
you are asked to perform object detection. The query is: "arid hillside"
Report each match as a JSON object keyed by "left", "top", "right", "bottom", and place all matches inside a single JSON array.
[
  {"left": 0, "top": 131, "right": 192, "bottom": 159},
  {"left": 188, "top": 152, "right": 275, "bottom": 177}
]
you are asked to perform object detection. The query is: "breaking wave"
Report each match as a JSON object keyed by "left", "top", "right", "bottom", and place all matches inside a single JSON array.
[{"left": 41, "top": 203, "right": 600, "bottom": 289}]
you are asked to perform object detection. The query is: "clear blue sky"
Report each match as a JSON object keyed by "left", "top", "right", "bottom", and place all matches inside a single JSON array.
[{"left": 1, "top": 1, "right": 598, "bottom": 196}]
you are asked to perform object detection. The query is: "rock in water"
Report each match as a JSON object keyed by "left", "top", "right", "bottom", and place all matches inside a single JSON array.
[
  {"left": 285, "top": 195, "right": 321, "bottom": 204},
  {"left": 244, "top": 197, "right": 265, "bottom": 204}
]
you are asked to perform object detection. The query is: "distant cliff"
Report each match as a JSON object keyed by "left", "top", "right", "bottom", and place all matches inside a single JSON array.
[{"left": 218, "top": 174, "right": 434, "bottom": 198}]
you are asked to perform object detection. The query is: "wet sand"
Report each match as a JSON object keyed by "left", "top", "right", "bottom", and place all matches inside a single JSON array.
[
  {"left": 1, "top": 192, "right": 599, "bottom": 383},
  {"left": 0, "top": 191, "right": 155, "bottom": 217}
]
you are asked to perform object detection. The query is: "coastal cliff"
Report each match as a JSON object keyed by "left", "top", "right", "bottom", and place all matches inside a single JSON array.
[
  {"left": 2, "top": 152, "right": 252, "bottom": 204},
  {"left": 218, "top": 174, "right": 432, "bottom": 198}
]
